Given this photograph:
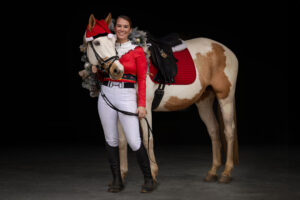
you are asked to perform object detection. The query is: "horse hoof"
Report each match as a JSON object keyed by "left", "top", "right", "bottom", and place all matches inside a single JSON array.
[
  {"left": 107, "top": 187, "right": 124, "bottom": 193},
  {"left": 204, "top": 174, "right": 218, "bottom": 182},
  {"left": 107, "top": 184, "right": 124, "bottom": 193},
  {"left": 218, "top": 175, "right": 232, "bottom": 183},
  {"left": 121, "top": 173, "right": 127, "bottom": 182}
]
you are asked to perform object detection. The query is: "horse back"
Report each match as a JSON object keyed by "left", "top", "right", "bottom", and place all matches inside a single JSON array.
[{"left": 151, "top": 37, "right": 238, "bottom": 111}]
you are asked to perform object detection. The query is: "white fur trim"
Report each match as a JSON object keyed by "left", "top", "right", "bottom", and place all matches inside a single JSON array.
[
  {"left": 115, "top": 41, "right": 137, "bottom": 58},
  {"left": 172, "top": 41, "right": 187, "bottom": 52},
  {"left": 85, "top": 36, "right": 94, "bottom": 42},
  {"left": 107, "top": 33, "right": 114, "bottom": 39}
]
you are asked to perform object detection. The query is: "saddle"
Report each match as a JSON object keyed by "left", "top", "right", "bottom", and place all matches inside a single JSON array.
[
  {"left": 147, "top": 32, "right": 182, "bottom": 110},
  {"left": 147, "top": 32, "right": 182, "bottom": 84}
]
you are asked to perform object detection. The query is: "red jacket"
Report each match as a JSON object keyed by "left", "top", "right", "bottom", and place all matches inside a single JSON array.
[{"left": 102, "top": 46, "right": 147, "bottom": 107}]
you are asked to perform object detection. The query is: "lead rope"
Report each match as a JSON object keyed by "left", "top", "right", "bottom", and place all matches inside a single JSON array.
[
  {"left": 98, "top": 81, "right": 156, "bottom": 165},
  {"left": 90, "top": 41, "right": 156, "bottom": 164}
]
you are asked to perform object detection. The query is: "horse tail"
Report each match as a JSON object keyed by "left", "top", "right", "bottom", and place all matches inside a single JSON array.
[
  {"left": 232, "top": 99, "right": 239, "bottom": 165},
  {"left": 217, "top": 99, "right": 239, "bottom": 165}
]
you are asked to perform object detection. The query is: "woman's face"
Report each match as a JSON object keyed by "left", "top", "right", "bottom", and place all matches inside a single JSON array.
[{"left": 114, "top": 18, "right": 131, "bottom": 43}]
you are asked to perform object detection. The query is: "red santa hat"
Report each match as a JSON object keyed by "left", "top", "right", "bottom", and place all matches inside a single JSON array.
[{"left": 85, "top": 19, "right": 113, "bottom": 42}]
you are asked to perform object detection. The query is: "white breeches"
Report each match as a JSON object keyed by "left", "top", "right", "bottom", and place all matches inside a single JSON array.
[{"left": 98, "top": 83, "right": 141, "bottom": 151}]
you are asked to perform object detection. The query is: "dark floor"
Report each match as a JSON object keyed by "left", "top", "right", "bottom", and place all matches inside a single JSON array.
[{"left": 0, "top": 143, "right": 299, "bottom": 200}]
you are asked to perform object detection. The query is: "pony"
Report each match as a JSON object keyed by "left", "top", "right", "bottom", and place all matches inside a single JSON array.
[{"left": 82, "top": 13, "right": 239, "bottom": 184}]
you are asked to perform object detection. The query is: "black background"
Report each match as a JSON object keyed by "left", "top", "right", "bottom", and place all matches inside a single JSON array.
[{"left": 5, "top": 2, "right": 290, "bottom": 147}]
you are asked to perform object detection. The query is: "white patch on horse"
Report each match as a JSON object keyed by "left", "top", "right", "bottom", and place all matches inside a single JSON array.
[
  {"left": 155, "top": 63, "right": 203, "bottom": 111},
  {"left": 224, "top": 48, "right": 239, "bottom": 93},
  {"left": 172, "top": 41, "right": 187, "bottom": 52},
  {"left": 184, "top": 38, "right": 213, "bottom": 60}
]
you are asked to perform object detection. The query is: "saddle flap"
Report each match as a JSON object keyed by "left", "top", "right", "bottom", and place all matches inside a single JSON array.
[
  {"left": 147, "top": 33, "right": 179, "bottom": 84},
  {"left": 149, "top": 48, "right": 196, "bottom": 85}
]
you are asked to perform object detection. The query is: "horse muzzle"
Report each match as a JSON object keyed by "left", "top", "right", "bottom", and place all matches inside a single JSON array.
[{"left": 109, "top": 62, "right": 124, "bottom": 80}]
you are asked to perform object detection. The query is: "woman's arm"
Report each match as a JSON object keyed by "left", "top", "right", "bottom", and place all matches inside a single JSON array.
[{"left": 135, "top": 47, "right": 147, "bottom": 108}]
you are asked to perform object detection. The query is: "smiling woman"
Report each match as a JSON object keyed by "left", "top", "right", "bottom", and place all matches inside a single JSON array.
[
  {"left": 84, "top": 13, "right": 157, "bottom": 193},
  {"left": 115, "top": 15, "right": 132, "bottom": 43}
]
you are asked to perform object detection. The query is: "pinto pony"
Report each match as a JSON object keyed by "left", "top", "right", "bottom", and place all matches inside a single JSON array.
[{"left": 83, "top": 13, "right": 239, "bottom": 183}]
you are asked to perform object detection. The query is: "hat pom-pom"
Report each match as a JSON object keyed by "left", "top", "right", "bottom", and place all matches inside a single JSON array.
[{"left": 107, "top": 33, "right": 114, "bottom": 39}]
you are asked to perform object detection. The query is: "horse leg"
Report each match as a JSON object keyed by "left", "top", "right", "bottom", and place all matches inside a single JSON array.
[
  {"left": 195, "top": 88, "right": 222, "bottom": 182},
  {"left": 117, "top": 120, "right": 128, "bottom": 182},
  {"left": 139, "top": 107, "right": 159, "bottom": 181},
  {"left": 216, "top": 96, "right": 237, "bottom": 183}
]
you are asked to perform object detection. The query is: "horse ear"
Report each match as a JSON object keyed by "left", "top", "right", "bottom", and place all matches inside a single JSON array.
[
  {"left": 88, "top": 14, "right": 96, "bottom": 31},
  {"left": 105, "top": 12, "right": 112, "bottom": 26}
]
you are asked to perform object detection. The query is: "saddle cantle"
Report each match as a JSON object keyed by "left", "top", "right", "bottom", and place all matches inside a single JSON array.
[{"left": 156, "top": 32, "right": 182, "bottom": 47}]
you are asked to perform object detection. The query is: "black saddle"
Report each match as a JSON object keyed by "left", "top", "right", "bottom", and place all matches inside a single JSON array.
[
  {"left": 156, "top": 32, "right": 182, "bottom": 47},
  {"left": 146, "top": 32, "right": 182, "bottom": 110},
  {"left": 147, "top": 32, "right": 182, "bottom": 84}
]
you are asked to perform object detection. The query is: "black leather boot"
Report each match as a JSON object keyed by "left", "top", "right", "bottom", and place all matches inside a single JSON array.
[
  {"left": 135, "top": 144, "right": 157, "bottom": 193},
  {"left": 105, "top": 142, "right": 124, "bottom": 193}
]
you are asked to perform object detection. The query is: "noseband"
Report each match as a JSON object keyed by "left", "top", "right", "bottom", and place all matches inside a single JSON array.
[{"left": 88, "top": 41, "right": 119, "bottom": 75}]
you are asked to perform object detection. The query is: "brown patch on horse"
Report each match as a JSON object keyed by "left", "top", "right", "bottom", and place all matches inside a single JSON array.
[
  {"left": 195, "top": 43, "right": 231, "bottom": 99},
  {"left": 163, "top": 48, "right": 208, "bottom": 111},
  {"left": 88, "top": 14, "right": 96, "bottom": 31},
  {"left": 199, "top": 86, "right": 214, "bottom": 101},
  {"left": 163, "top": 43, "right": 231, "bottom": 111},
  {"left": 164, "top": 85, "right": 206, "bottom": 111},
  {"left": 164, "top": 96, "right": 199, "bottom": 111}
]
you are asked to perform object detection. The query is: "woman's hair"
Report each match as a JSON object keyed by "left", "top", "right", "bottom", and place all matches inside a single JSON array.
[{"left": 115, "top": 15, "right": 132, "bottom": 28}]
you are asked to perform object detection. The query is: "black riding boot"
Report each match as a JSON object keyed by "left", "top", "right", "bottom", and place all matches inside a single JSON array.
[
  {"left": 135, "top": 144, "right": 157, "bottom": 193},
  {"left": 105, "top": 142, "right": 124, "bottom": 193}
]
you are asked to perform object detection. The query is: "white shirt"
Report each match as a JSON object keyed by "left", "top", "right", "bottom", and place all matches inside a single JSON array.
[{"left": 115, "top": 40, "right": 137, "bottom": 58}]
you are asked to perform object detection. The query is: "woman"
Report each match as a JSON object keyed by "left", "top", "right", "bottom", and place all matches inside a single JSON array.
[{"left": 91, "top": 15, "right": 157, "bottom": 193}]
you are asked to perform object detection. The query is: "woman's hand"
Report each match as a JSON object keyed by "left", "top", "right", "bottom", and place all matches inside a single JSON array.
[
  {"left": 92, "top": 65, "right": 98, "bottom": 73},
  {"left": 137, "top": 106, "right": 147, "bottom": 119}
]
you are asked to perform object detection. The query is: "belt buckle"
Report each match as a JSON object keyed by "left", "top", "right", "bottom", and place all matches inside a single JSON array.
[
  {"left": 119, "top": 82, "right": 124, "bottom": 88},
  {"left": 109, "top": 81, "right": 124, "bottom": 88}
]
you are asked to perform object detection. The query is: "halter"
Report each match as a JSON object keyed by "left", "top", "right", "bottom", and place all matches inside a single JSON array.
[{"left": 88, "top": 40, "right": 119, "bottom": 76}]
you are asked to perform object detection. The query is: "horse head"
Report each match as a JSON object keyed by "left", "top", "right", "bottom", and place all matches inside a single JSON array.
[{"left": 85, "top": 13, "right": 124, "bottom": 80}]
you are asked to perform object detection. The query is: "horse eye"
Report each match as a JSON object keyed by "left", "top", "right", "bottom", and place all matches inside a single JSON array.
[{"left": 94, "top": 41, "right": 100, "bottom": 46}]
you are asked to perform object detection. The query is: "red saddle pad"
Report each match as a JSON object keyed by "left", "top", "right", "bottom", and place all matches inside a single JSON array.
[{"left": 149, "top": 48, "right": 196, "bottom": 85}]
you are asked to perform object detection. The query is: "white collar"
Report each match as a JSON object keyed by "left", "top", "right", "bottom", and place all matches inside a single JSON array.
[
  {"left": 115, "top": 40, "right": 132, "bottom": 48},
  {"left": 115, "top": 40, "right": 137, "bottom": 58}
]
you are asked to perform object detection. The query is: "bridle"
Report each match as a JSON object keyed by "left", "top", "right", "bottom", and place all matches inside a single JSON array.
[{"left": 88, "top": 40, "right": 119, "bottom": 75}]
